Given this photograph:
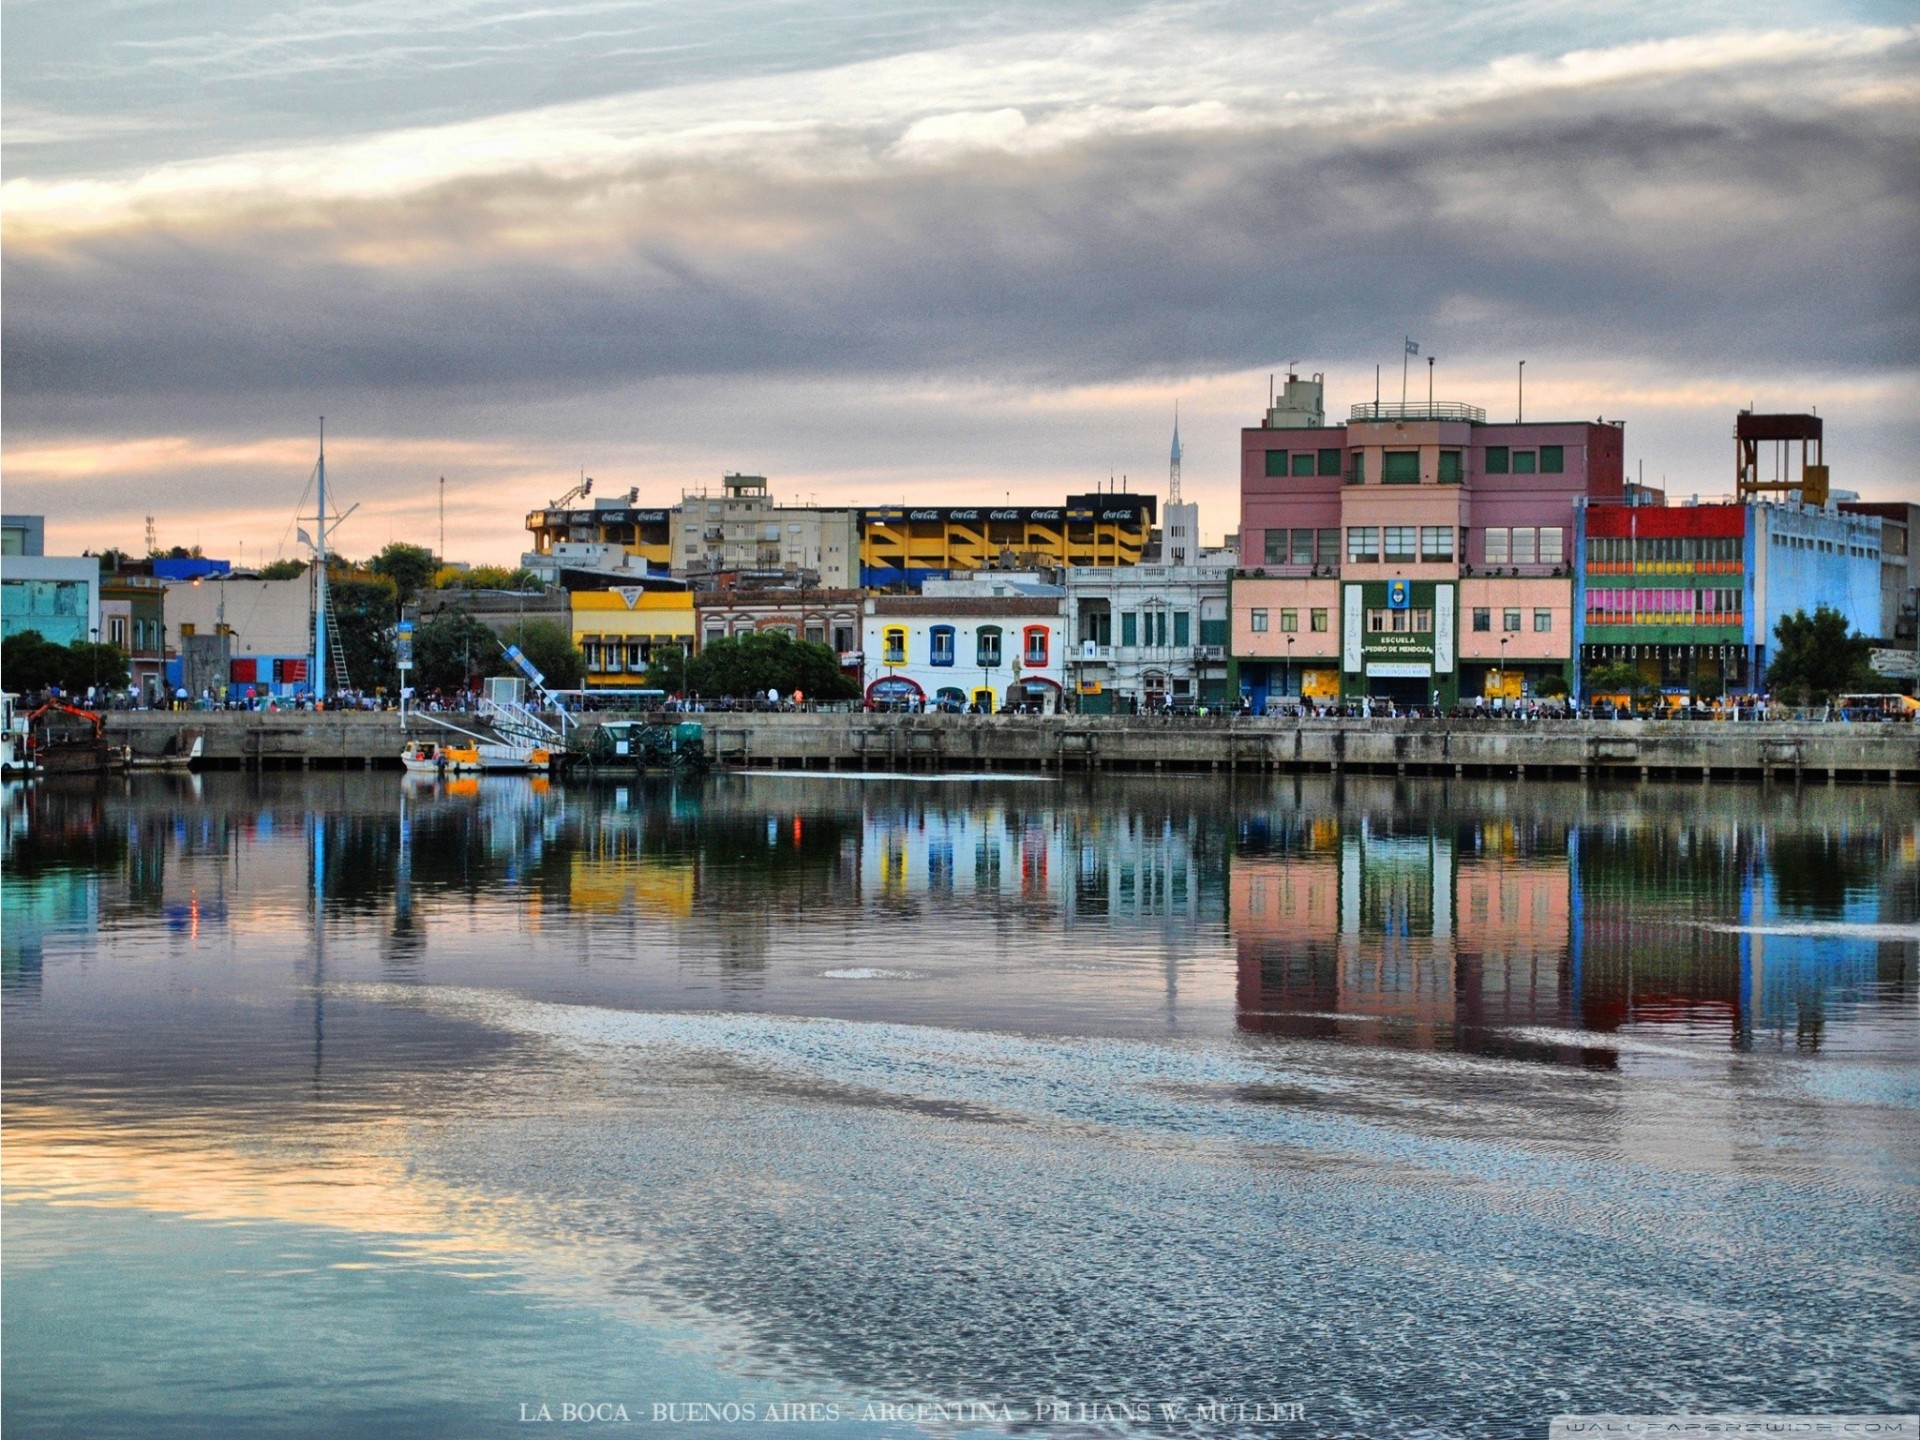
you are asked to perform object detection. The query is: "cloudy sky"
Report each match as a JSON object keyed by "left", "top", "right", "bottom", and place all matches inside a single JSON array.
[{"left": 5, "top": 0, "right": 1916, "bottom": 563}]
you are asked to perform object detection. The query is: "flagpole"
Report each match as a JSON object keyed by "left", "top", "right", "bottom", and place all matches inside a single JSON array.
[{"left": 1402, "top": 342, "right": 1410, "bottom": 409}]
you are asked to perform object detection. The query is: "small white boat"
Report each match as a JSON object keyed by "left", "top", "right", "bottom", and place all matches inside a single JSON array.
[
  {"left": 401, "top": 738, "right": 482, "bottom": 774},
  {"left": 1, "top": 693, "right": 37, "bottom": 777}
]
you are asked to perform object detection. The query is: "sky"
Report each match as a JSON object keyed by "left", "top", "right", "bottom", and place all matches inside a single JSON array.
[{"left": 4, "top": 0, "right": 1916, "bottom": 564}]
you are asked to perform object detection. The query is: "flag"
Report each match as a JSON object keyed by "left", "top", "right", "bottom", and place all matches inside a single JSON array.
[{"left": 1405, "top": 338, "right": 1419, "bottom": 356}]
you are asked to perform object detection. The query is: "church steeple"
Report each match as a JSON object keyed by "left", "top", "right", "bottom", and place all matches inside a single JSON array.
[{"left": 1169, "top": 403, "right": 1183, "bottom": 504}]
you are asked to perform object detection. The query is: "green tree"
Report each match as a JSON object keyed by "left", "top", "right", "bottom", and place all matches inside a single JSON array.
[
  {"left": 687, "top": 631, "right": 857, "bottom": 700},
  {"left": 411, "top": 608, "right": 499, "bottom": 692},
  {"left": 1583, "top": 660, "right": 1658, "bottom": 707},
  {"left": 61, "top": 642, "right": 131, "bottom": 694},
  {"left": 491, "top": 620, "right": 584, "bottom": 690},
  {"left": 329, "top": 576, "right": 400, "bottom": 692},
  {"left": 370, "top": 542, "right": 439, "bottom": 606},
  {"left": 438, "top": 564, "right": 541, "bottom": 591},
  {"left": 2, "top": 630, "right": 69, "bottom": 693},
  {"left": 259, "top": 558, "right": 309, "bottom": 581},
  {"left": 1767, "top": 606, "right": 1876, "bottom": 703},
  {"left": 646, "top": 643, "right": 691, "bottom": 695}
]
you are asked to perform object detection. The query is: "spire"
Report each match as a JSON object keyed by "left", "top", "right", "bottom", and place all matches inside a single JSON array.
[{"left": 1169, "top": 403, "right": 1183, "bottom": 504}]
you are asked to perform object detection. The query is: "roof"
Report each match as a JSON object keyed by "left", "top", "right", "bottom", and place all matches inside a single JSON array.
[{"left": 870, "top": 596, "right": 1062, "bottom": 618}]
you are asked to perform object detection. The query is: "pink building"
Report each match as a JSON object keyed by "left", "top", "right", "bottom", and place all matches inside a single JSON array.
[{"left": 1233, "top": 374, "right": 1622, "bottom": 708}]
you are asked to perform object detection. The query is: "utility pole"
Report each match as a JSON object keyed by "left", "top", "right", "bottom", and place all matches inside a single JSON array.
[
  {"left": 1518, "top": 361, "right": 1526, "bottom": 423},
  {"left": 439, "top": 476, "right": 446, "bottom": 562},
  {"left": 315, "top": 418, "right": 330, "bottom": 705}
]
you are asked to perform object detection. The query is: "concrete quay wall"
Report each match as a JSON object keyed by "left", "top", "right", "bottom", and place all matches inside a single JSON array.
[
  {"left": 99, "top": 710, "right": 1920, "bottom": 782},
  {"left": 688, "top": 713, "right": 1920, "bottom": 783}
]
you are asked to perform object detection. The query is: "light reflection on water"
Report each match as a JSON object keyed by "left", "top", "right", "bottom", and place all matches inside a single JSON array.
[{"left": 3, "top": 772, "right": 1917, "bottom": 1439}]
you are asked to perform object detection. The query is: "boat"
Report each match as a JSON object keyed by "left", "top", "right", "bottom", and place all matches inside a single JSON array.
[
  {"left": 1, "top": 693, "right": 36, "bottom": 777},
  {"left": 402, "top": 737, "right": 484, "bottom": 774},
  {"left": 22, "top": 699, "right": 127, "bottom": 775}
]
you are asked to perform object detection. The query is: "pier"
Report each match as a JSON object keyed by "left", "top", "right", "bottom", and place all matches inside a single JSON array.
[{"left": 101, "top": 710, "right": 1920, "bottom": 783}]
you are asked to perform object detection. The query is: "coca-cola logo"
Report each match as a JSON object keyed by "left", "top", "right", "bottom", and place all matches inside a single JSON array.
[
  {"left": 950, "top": 509, "right": 981, "bottom": 521},
  {"left": 909, "top": 509, "right": 940, "bottom": 520},
  {"left": 989, "top": 509, "right": 1020, "bottom": 520}
]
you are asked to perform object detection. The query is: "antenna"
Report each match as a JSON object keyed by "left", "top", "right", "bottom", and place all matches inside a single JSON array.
[{"left": 438, "top": 476, "right": 446, "bottom": 561}]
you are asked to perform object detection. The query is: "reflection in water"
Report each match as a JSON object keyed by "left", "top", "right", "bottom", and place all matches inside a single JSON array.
[{"left": 3, "top": 772, "right": 1917, "bottom": 1440}]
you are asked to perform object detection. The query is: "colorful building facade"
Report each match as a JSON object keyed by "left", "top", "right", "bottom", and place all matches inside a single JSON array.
[
  {"left": 570, "top": 589, "right": 696, "bottom": 690},
  {"left": 863, "top": 582, "right": 1067, "bottom": 711},
  {"left": 1233, "top": 380, "right": 1622, "bottom": 709}
]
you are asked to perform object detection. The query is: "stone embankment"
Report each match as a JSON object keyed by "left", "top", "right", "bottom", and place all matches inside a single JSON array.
[{"left": 101, "top": 709, "right": 1920, "bottom": 783}]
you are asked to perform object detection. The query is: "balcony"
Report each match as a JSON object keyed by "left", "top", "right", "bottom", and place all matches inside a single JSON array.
[{"left": 1348, "top": 401, "right": 1487, "bottom": 423}]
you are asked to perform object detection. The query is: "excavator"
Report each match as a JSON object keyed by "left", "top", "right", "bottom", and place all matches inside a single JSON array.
[{"left": 23, "top": 698, "right": 126, "bottom": 774}]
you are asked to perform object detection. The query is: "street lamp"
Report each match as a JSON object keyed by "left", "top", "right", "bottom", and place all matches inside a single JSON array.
[
  {"left": 1498, "top": 633, "right": 1510, "bottom": 707},
  {"left": 1285, "top": 633, "right": 1295, "bottom": 711}
]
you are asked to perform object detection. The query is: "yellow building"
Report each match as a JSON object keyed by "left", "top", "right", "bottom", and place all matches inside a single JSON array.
[
  {"left": 571, "top": 589, "right": 696, "bottom": 689},
  {"left": 858, "top": 495, "right": 1157, "bottom": 584}
]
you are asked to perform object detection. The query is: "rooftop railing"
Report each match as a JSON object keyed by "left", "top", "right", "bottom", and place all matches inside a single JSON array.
[{"left": 1348, "top": 401, "right": 1487, "bottom": 423}]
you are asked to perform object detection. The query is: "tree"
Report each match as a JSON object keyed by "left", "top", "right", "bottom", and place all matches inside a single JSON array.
[
  {"left": 370, "top": 542, "right": 438, "bottom": 606},
  {"left": 1536, "top": 673, "right": 1569, "bottom": 699},
  {"left": 491, "top": 620, "right": 584, "bottom": 690},
  {"left": 1584, "top": 660, "right": 1657, "bottom": 706},
  {"left": 1767, "top": 606, "right": 1876, "bottom": 704},
  {"left": 687, "top": 631, "right": 857, "bottom": 700},
  {"left": 328, "top": 576, "right": 399, "bottom": 691},
  {"left": 411, "top": 609, "right": 498, "bottom": 692},
  {"left": 2, "top": 630, "right": 69, "bottom": 693},
  {"left": 647, "top": 644, "right": 691, "bottom": 696},
  {"left": 61, "top": 642, "right": 130, "bottom": 693},
  {"left": 437, "top": 564, "right": 541, "bottom": 591},
  {"left": 259, "top": 558, "right": 309, "bottom": 581}
]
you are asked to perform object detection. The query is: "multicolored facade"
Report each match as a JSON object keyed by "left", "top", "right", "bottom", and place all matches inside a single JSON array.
[
  {"left": 857, "top": 496, "right": 1156, "bottom": 589},
  {"left": 1233, "top": 381, "right": 1623, "bottom": 709}
]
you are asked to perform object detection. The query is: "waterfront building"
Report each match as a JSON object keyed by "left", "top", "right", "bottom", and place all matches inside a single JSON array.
[
  {"left": 862, "top": 573, "right": 1067, "bottom": 710},
  {"left": 694, "top": 585, "right": 863, "bottom": 664},
  {"left": 1840, "top": 500, "right": 1919, "bottom": 651},
  {"left": 1233, "top": 374, "right": 1620, "bottom": 710},
  {"left": 162, "top": 575, "right": 316, "bottom": 700},
  {"left": 570, "top": 588, "right": 695, "bottom": 690},
  {"left": 1064, "top": 561, "right": 1234, "bottom": 712},
  {"left": 1574, "top": 497, "right": 1882, "bottom": 699},
  {"left": 99, "top": 572, "right": 168, "bottom": 702},
  {"left": 671, "top": 474, "right": 861, "bottom": 588},
  {"left": 2, "top": 512, "right": 102, "bottom": 650}
]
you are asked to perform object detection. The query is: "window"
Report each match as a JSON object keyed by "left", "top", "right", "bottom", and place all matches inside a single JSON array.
[
  {"left": 1264, "top": 530, "right": 1288, "bottom": 565},
  {"left": 1291, "top": 453, "right": 1316, "bottom": 477},
  {"left": 1264, "top": 450, "right": 1288, "bottom": 477},
  {"left": 1280, "top": 609, "right": 1299, "bottom": 633},
  {"left": 110, "top": 617, "right": 126, "bottom": 646},
  {"left": 1539, "top": 527, "right": 1564, "bottom": 565},
  {"left": 1503, "top": 608, "right": 1522, "bottom": 632},
  {"left": 1511, "top": 527, "right": 1538, "bottom": 565},
  {"left": 834, "top": 625, "right": 854, "bottom": 652},
  {"left": 883, "top": 626, "right": 907, "bottom": 665},
  {"left": 1250, "top": 608, "right": 1269, "bottom": 633},
  {"left": 763, "top": 524, "right": 781, "bottom": 542},
  {"left": 1291, "top": 528, "right": 1314, "bottom": 566},
  {"left": 1484, "top": 528, "right": 1510, "bottom": 565},
  {"left": 805, "top": 623, "right": 825, "bottom": 644},
  {"left": 1346, "top": 453, "right": 1366, "bottom": 485},
  {"left": 704, "top": 626, "right": 725, "bottom": 648},
  {"left": 1382, "top": 451, "right": 1420, "bottom": 484},
  {"left": 1318, "top": 448, "right": 1343, "bottom": 476},
  {"left": 1485, "top": 446, "right": 1510, "bottom": 474},
  {"left": 1311, "top": 608, "right": 1329, "bottom": 633},
  {"left": 1366, "top": 609, "right": 1433, "bottom": 633},
  {"left": 930, "top": 625, "right": 956, "bottom": 666},
  {"left": 1541, "top": 445, "right": 1564, "bottom": 474},
  {"left": 1173, "top": 611, "right": 1190, "bottom": 646},
  {"left": 1533, "top": 609, "right": 1553, "bottom": 633},
  {"left": 1024, "top": 626, "right": 1049, "bottom": 666},
  {"left": 1317, "top": 529, "right": 1340, "bottom": 566},
  {"left": 1347, "top": 526, "right": 1380, "bottom": 563},
  {"left": 1438, "top": 450, "right": 1463, "bottom": 484},
  {"left": 1383, "top": 526, "right": 1416, "bottom": 562},
  {"left": 1512, "top": 451, "right": 1537, "bottom": 475},
  {"left": 1472, "top": 607, "right": 1491, "bottom": 632},
  {"left": 976, "top": 626, "right": 1003, "bottom": 666},
  {"left": 1121, "top": 612, "right": 1137, "bottom": 647},
  {"left": 1420, "top": 525, "right": 1454, "bottom": 561},
  {"left": 180, "top": 622, "right": 196, "bottom": 637}
]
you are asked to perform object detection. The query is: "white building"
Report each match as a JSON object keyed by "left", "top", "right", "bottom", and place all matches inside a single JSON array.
[
  {"left": 671, "top": 473, "right": 861, "bottom": 588},
  {"left": 863, "top": 573, "right": 1067, "bottom": 711},
  {"left": 1063, "top": 561, "right": 1234, "bottom": 713}
]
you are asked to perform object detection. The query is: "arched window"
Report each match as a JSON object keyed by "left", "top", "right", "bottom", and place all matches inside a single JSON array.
[
  {"left": 883, "top": 626, "right": 908, "bottom": 665},
  {"left": 929, "top": 625, "right": 956, "bottom": 666},
  {"left": 1023, "top": 625, "right": 1049, "bottom": 667}
]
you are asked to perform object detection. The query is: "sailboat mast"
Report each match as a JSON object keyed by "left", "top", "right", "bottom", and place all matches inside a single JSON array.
[{"left": 315, "top": 418, "right": 329, "bottom": 704}]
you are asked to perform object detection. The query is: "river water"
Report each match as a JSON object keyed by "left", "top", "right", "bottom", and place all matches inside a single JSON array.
[{"left": 3, "top": 771, "right": 1916, "bottom": 1439}]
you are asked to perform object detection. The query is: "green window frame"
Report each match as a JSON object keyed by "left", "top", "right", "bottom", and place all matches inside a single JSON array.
[
  {"left": 1173, "top": 612, "right": 1190, "bottom": 646},
  {"left": 1512, "top": 450, "right": 1537, "bottom": 474},
  {"left": 1382, "top": 451, "right": 1420, "bottom": 484},
  {"left": 1438, "top": 450, "right": 1463, "bottom": 484},
  {"left": 1318, "top": 448, "right": 1343, "bottom": 476},
  {"left": 1264, "top": 450, "right": 1288, "bottom": 478},
  {"left": 1291, "top": 453, "right": 1316, "bottom": 477},
  {"left": 1120, "top": 613, "right": 1137, "bottom": 647},
  {"left": 1540, "top": 445, "right": 1564, "bottom": 474},
  {"left": 1485, "top": 446, "right": 1510, "bottom": 474}
]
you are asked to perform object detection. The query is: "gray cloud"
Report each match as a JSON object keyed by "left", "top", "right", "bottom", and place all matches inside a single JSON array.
[{"left": 5, "top": 50, "right": 1917, "bottom": 436}]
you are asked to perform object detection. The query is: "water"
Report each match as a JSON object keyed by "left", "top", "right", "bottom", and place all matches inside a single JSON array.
[{"left": 4, "top": 771, "right": 1916, "bottom": 1439}]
